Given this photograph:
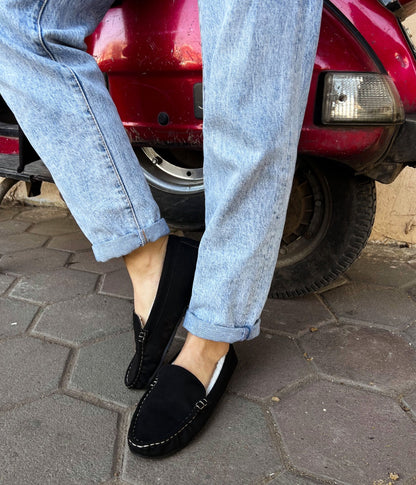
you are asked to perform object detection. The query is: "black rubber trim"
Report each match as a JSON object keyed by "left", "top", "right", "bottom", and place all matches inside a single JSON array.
[
  {"left": 379, "top": 113, "right": 416, "bottom": 165},
  {"left": 398, "top": 21, "right": 416, "bottom": 60},
  {"left": 323, "top": 0, "right": 386, "bottom": 74},
  {"left": 193, "top": 83, "right": 203, "bottom": 120}
]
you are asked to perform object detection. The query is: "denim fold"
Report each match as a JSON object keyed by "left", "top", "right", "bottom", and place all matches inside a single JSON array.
[{"left": 0, "top": 0, "right": 169, "bottom": 259}]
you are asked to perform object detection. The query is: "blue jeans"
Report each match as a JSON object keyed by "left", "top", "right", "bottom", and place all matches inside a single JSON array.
[{"left": 0, "top": 0, "right": 322, "bottom": 343}]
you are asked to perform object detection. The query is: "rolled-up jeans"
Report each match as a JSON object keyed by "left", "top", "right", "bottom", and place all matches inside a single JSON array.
[{"left": 0, "top": 0, "right": 323, "bottom": 343}]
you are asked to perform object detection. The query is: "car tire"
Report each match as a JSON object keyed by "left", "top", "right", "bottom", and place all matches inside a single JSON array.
[{"left": 270, "top": 158, "right": 376, "bottom": 298}]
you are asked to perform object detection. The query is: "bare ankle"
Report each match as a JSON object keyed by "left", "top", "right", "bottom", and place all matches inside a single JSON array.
[
  {"left": 124, "top": 235, "right": 169, "bottom": 324},
  {"left": 177, "top": 334, "right": 229, "bottom": 367},
  {"left": 124, "top": 235, "right": 168, "bottom": 276},
  {"left": 173, "top": 334, "right": 229, "bottom": 389}
]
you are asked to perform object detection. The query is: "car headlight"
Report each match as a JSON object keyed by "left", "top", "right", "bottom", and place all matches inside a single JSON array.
[{"left": 322, "top": 73, "right": 404, "bottom": 125}]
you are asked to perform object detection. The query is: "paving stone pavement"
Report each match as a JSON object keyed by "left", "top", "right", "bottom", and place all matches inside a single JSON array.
[{"left": 1, "top": 205, "right": 416, "bottom": 485}]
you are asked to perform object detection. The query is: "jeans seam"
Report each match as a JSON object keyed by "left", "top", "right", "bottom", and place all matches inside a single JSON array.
[{"left": 36, "top": 0, "right": 147, "bottom": 246}]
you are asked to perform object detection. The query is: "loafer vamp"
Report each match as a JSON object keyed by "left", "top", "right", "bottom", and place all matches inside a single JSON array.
[{"left": 130, "top": 365, "right": 206, "bottom": 445}]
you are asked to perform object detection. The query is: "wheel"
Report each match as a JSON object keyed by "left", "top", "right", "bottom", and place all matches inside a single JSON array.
[
  {"left": 136, "top": 147, "right": 376, "bottom": 298},
  {"left": 135, "top": 146, "right": 205, "bottom": 230},
  {"left": 269, "top": 158, "right": 376, "bottom": 298},
  {"left": 0, "top": 178, "right": 18, "bottom": 205}
]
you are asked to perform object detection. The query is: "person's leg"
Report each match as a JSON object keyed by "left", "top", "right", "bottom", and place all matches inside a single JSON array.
[
  {"left": 177, "top": 0, "right": 323, "bottom": 381},
  {"left": 128, "top": 0, "right": 324, "bottom": 457},
  {"left": 0, "top": 0, "right": 169, "bottom": 260},
  {"left": 0, "top": 0, "right": 172, "bottom": 322}
]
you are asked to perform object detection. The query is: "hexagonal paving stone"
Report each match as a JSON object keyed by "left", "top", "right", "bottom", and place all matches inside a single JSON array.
[
  {"left": 0, "top": 273, "right": 15, "bottom": 294},
  {"left": 261, "top": 295, "right": 335, "bottom": 336},
  {"left": 0, "top": 233, "right": 47, "bottom": 254},
  {"left": 271, "top": 380, "right": 416, "bottom": 484},
  {"left": 316, "top": 275, "right": 348, "bottom": 295},
  {"left": 0, "top": 394, "right": 118, "bottom": 484},
  {"left": 10, "top": 268, "right": 98, "bottom": 304},
  {"left": 362, "top": 243, "right": 416, "bottom": 263},
  {"left": 0, "top": 219, "right": 31, "bottom": 236},
  {"left": 231, "top": 333, "right": 313, "bottom": 399},
  {"left": 123, "top": 395, "right": 282, "bottom": 485},
  {"left": 301, "top": 324, "right": 416, "bottom": 393},
  {"left": 0, "top": 247, "right": 69, "bottom": 275},
  {"left": 0, "top": 298, "right": 39, "bottom": 338},
  {"left": 28, "top": 216, "right": 79, "bottom": 236},
  {"left": 34, "top": 294, "right": 133, "bottom": 345},
  {"left": 322, "top": 282, "right": 416, "bottom": 328},
  {"left": 69, "top": 331, "right": 140, "bottom": 407},
  {"left": 15, "top": 206, "right": 69, "bottom": 222},
  {"left": 47, "top": 231, "right": 91, "bottom": 252},
  {"left": 69, "top": 331, "right": 182, "bottom": 409},
  {"left": 270, "top": 472, "right": 325, "bottom": 484},
  {"left": 346, "top": 252, "right": 416, "bottom": 288},
  {"left": 100, "top": 268, "right": 133, "bottom": 300},
  {"left": 69, "top": 250, "right": 125, "bottom": 274},
  {"left": 405, "top": 323, "right": 416, "bottom": 346},
  {"left": 102, "top": 481, "right": 131, "bottom": 485},
  {"left": 403, "top": 388, "right": 416, "bottom": 416},
  {"left": 0, "top": 336, "right": 69, "bottom": 407},
  {"left": 409, "top": 285, "right": 416, "bottom": 302}
]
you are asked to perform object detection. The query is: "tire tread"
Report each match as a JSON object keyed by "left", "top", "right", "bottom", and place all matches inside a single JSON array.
[{"left": 270, "top": 170, "right": 376, "bottom": 299}]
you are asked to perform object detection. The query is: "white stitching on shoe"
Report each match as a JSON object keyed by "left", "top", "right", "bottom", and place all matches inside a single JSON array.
[
  {"left": 128, "top": 412, "right": 200, "bottom": 449},
  {"left": 129, "top": 378, "right": 207, "bottom": 449},
  {"left": 125, "top": 325, "right": 147, "bottom": 386},
  {"left": 128, "top": 410, "right": 201, "bottom": 449}
]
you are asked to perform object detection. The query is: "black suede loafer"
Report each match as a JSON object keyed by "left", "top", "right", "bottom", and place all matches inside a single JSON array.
[
  {"left": 124, "top": 235, "right": 199, "bottom": 390},
  {"left": 127, "top": 345, "right": 238, "bottom": 457}
]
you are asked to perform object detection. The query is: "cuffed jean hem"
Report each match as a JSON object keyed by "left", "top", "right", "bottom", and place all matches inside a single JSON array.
[
  {"left": 182, "top": 310, "right": 261, "bottom": 343},
  {"left": 92, "top": 218, "right": 170, "bottom": 262}
]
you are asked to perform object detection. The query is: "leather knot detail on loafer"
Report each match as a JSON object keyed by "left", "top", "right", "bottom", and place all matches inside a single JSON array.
[
  {"left": 124, "top": 235, "right": 199, "bottom": 390},
  {"left": 127, "top": 345, "right": 238, "bottom": 457}
]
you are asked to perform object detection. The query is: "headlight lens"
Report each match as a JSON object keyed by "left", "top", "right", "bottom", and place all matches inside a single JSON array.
[{"left": 322, "top": 73, "right": 404, "bottom": 125}]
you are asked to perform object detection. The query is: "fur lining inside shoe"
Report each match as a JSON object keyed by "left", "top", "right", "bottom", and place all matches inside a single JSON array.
[{"left": 206, "top": 354, "right": 225, "bottom": 395}]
